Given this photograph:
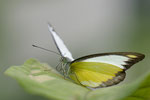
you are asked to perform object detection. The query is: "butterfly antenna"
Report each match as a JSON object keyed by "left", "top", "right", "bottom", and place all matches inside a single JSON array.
[{"left": 32, "top": 44, "right": 61, "bottom": 56}]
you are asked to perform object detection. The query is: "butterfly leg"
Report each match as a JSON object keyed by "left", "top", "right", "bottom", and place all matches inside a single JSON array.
[
  {"left": 65, "top": 63, "right": 71, "bottom": 78},
  {"left": 62, "top": 63, "right": 67, "bottom": 79},
  {"left": 56, "top": 57, "right": 64, "bottom": 72},
  {"left": 56, "top": 61, "right": 62, "bottom": 71}
]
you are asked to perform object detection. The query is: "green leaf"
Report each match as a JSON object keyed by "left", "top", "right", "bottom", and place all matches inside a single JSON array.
[
  {"left": 5, "top": 59, "right": 150, "bottom": 100},
  {"left": 5, "top": 59, "right": 89, "bottom": 100}
]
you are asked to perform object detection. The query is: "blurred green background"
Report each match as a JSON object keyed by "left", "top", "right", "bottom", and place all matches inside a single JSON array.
[{"left": 0, "top": 0, "right": 149, "bottom": 100}]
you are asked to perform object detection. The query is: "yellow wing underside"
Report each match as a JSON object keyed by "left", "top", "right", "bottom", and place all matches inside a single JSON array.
[{"left": 69, "top": 62, "right": 123, "bottom": 88}]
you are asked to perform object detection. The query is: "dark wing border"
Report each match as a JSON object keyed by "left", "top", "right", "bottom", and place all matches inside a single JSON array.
[{"left": 93, "top": 71, "right": 126, "bottom": 89}]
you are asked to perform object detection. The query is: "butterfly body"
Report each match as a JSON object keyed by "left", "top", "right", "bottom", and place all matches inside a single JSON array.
[{"left": 48, "top": 24, "right": 145, "bottom": 89}]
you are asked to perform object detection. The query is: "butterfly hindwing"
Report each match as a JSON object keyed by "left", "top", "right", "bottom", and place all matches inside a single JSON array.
[
  {"left": 69, "top": 61, "right": 125, "bottom": 88},
  {"left": 69, "top": 52, "right": 145, "bottom": 88}
]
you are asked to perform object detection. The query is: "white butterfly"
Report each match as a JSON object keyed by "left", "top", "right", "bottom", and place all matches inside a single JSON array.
[{"left": 35, "top": 23, "right": 145, "bottom": 89}]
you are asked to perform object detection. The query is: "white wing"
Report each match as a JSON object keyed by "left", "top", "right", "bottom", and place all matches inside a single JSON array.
[
  {"left": 82, "top": 55, "right": 128, "bottom": 69},
  {"left": 48, "top": 23, "right": 74, "bottom": 61}
]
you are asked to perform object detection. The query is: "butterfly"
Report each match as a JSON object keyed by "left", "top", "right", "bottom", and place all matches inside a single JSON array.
[{"left": 46, "top": 24, "right": 145, "bottom": 89}]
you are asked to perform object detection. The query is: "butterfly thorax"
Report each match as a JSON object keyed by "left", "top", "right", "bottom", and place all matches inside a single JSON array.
[{"left": 57, "top": 57, "right": 72, "bottom": 78}]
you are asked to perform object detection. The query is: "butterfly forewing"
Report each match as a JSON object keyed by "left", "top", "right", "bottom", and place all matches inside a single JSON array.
[
  {"left": 72, "top": 52, "right": 145, "bottom": 70},
  {"left": 69, "top": 52, "right": 145, "bottom": 88},
  {"left": 48, "top": 24, "right": 74, "bottom": 61}
]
